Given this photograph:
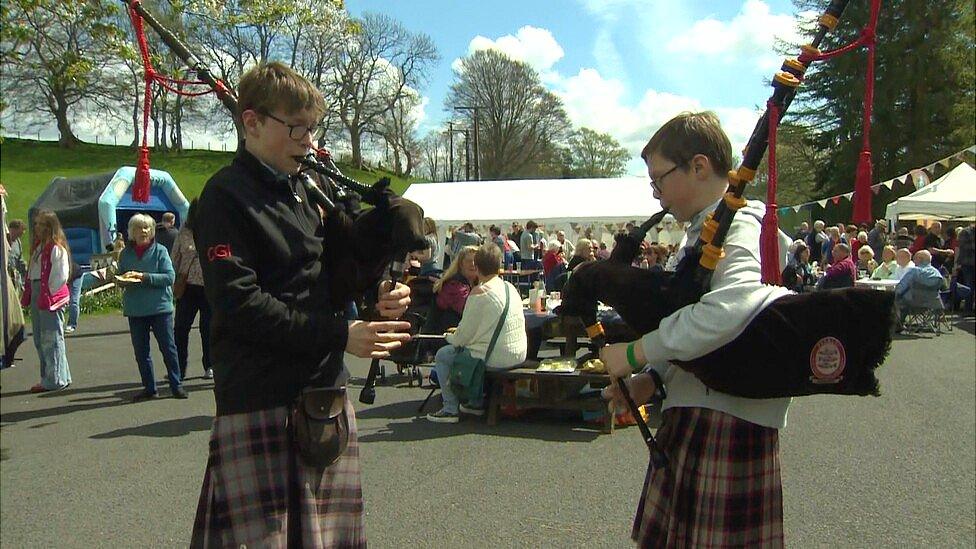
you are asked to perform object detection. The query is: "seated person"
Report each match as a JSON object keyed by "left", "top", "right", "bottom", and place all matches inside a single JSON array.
[
  {"left": 427, "top": 243, "right": 527, "bottom": 423},
  {"left": 817, "top": 243, "right": 856, "bottom": 290},
  {"left": 567, "top": 238, "right": 595, "bottom": 271},
  {"left": 856, "top": 246, "right": 878, "bottom": 278},
  {"left": 871, "top": 246, "right": 898, "bottom": 280},
  {"left": 542, "top": 241, "right": 566, "bottom": 278},
  {"left": 822, "top": 226, "right": 842, "bottom": 264},
  {"left": 782, "top": 243, "right": 816, "bottom": 292},
  {"left": 639, "top": 243, "right": 668, "bottom": 273},
  {"left": 423, "top": 245, "right": 479, "bottom": 335},
  {"left": 895, "top": 250, "right": 947, "bottom": 329},
  {"left": 893, "top": 248, "right": 915, "bottom": 280},
  {"left": 596, "top": 241, "right": 611, "bottom": 260}
]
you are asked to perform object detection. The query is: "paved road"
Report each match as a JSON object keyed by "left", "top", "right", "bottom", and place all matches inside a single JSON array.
[{"left": 1, "top": 313, "right": 973, "bottom": 548}]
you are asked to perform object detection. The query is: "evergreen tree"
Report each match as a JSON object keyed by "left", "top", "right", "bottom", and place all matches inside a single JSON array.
[{"left": 789, "top": 0, "right": 975, "bottom": 195}]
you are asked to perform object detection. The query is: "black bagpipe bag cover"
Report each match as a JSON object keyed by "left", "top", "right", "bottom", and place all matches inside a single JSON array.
[{"left": 672, "top": 287, "right": 895, "bottom": 398}]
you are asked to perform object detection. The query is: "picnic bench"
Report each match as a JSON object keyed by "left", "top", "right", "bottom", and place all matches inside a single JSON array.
[{"left": 485, "top": 361, "right": 615, "bottom": 433}]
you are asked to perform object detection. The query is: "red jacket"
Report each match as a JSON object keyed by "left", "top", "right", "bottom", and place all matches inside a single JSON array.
[{"left": 542, "top": 250, "right": 565, "bottom": 276}]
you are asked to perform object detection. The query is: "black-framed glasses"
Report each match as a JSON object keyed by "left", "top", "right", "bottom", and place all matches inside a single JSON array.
[
  {"left": 649, "top": 163, "right": 682, "bottom": 194},
  {"left": 260, "top": 110, "right": 326, "bottom": 141}
]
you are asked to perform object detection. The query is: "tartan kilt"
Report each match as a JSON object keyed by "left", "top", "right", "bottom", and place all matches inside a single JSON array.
[
  {"left": 191, "top": 397, "right": 365, "bottom": 548},
  {"left": 632, "top": 407, "right": 783, "bottom": 548}
]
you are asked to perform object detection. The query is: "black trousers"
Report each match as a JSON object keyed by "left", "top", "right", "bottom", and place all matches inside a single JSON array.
[{"left": 175, "top": 284, "right": 212, "bottom": 378}]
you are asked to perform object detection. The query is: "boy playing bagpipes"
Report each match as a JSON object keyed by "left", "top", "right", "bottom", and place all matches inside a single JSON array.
[{"left": 601, "top": 112, "right": 793, "bottom": 548}]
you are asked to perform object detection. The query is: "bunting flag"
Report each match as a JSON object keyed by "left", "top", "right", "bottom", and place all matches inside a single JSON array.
[{"left": 778, "top": 144, "right": 975, "bottom": 216}]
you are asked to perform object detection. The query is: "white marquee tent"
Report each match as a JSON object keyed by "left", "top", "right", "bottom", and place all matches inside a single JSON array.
[
  {"left": 885, "top": 163, "right": 976, "bottom": 222},
  {"left": 403, "top": 177, "right": 674, "bottom": 265}
]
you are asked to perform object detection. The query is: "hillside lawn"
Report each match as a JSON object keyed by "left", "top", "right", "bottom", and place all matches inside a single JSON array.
[{"left": 0, "top": 138, "right": 418, "bottom": 225}]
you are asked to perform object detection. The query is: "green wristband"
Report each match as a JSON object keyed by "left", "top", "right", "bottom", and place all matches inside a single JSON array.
[{"left": 626, "top": 342, "right": 643, "bottom": 372}]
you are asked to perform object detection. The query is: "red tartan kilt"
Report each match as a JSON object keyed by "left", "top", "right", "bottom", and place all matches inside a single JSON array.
[
  {"left": 633, "top": 407, "right": 784, "bottom": 548},
  {"left": 191, "top": 398, "right": 365, "bottom": 548}
]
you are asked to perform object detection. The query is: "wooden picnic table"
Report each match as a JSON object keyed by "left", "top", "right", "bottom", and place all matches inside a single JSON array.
[{"left": 485, "top": 360, "right": 615, "bottom": 433}]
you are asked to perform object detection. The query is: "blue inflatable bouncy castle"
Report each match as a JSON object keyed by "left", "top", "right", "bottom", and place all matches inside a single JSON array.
[{"left": 28, "top": 167, "right": 189, "bottom": 266}]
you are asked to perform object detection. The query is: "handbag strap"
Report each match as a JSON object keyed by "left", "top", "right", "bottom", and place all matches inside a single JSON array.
[{"left": 483, "top": 279, "right": 511, "bottom": 365}]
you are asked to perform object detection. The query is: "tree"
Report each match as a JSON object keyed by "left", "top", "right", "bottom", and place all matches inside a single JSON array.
[
  {"left": 1, "top": 0, "right": 127, "bottom": 147},
  {"left": 790, "top": 0, "right": 975, "bottom": 196},
  {"left": 744, "top": 122, "right": 823, "bottom": 207},
  {"left": 375, "top": 91, "right": 421, "bottom": 176},
  {"left": 565, "top": 127, "right": 629, "bottom": 177},
  {"left": 326, "top": 12, "right": 438, "bottom": 168},
  {"left": 447, "top": 49, "right": 572, "bottom": 179},
  {"left": 418, "top": 130, "right": 447, "bottom": 181}
]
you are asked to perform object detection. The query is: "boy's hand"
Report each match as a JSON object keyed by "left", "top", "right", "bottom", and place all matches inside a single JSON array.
[
  {"left": 599, "top": 342, "right": 639, "bottom": 379},
  {"left": 376, "top": 280, "right": 410, "bottom": 319},
  {"left": 602, "top": 373, "right": 657, "bottom": 410},
  {"left": 345, "top": 320, "right": 412, "bottom": 358}
]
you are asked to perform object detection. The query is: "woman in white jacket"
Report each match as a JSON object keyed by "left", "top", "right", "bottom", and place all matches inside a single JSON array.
[{"left": 427, "top": 243, "right": 527, "bottom": 423}]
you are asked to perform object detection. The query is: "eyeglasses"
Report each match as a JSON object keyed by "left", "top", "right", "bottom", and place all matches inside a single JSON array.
[
  {"left": 260, "top": 110, "right": 326, "bottom": 141},
  {"left": 649, "top": 163, "right": 682, "bottom": 194}
]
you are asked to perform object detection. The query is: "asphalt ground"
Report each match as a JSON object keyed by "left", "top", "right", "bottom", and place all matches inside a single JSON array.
[{"left": 1, "top": 312, "right": 973, "bottom": 548}]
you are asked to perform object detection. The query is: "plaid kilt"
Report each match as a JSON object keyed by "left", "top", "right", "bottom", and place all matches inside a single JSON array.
[
  {"left": 632, "top": 407, "right": 783, "bottom": 548},
  {"left": 191, "top": 397, "right": 365, "bottom": 548}
]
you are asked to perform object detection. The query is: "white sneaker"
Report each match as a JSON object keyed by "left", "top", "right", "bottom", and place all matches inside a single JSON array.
[
  {"left": 459, "top": 404, "right": 485, "bottom": 416},
  {"left": 203, "top": 369, "right": 214, "bottom": 379},
  {"left": 425, "top": 409, "right": 459, "bottom": 423},
  {"left": 65, "top": 326, "right": 76, "bottom": 334}
]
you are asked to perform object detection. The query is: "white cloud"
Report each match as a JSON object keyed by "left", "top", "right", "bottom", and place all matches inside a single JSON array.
[
  {"left": 453, "top": 22, "right": 766, "bottom": 176},
  {"left": 665, "top": 0, "right": 809, "bottom": 70},
  {"left": 553, "top": 67, "right": 760, "bottom": 174},
  {"left": 459, "top": 25, "right": 565, "bottom": 74}
]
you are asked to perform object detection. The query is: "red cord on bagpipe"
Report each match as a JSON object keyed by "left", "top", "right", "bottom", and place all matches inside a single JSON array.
[
  {"left": 760, "top": 100, "right": 782, "bottom": 285},
  {"left": 126, "top": 0, "right": 222, "bottom": 203},
  {"left": 760, "top": 0, "right": 881, "bottom": 282}
]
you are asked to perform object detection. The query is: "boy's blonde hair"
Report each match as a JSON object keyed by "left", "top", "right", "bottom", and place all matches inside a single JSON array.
[
  {"left": 237, "top": 61, "right": 326, "bottom": 120},
  {"left": 641, "top": 111, "right": 733, "bottom": 177}
]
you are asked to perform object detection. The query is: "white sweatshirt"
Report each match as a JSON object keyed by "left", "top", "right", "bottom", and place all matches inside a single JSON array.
[
  {"left": 641, "top": 199, "right": 794, "bottom": 429},
  {"left": 447, "top": 276, "right": 527, "bottom": 368},
  {"left": 28, "top": 244, "right": 70, "bottom": 294}
]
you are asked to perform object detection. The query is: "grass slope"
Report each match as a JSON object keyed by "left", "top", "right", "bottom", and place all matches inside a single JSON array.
[{"left": 0, "top": 138, "right": 417, "bottom": 224}]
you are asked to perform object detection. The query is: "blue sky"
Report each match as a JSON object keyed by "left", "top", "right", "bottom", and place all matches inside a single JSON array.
[{"left": 347, "top": 0, "right": 809, "bottom": 174}]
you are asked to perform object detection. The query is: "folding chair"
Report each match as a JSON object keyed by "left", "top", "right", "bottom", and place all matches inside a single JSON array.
[{"left": 902, "top": 296, "right": 950, "bottom": 335}]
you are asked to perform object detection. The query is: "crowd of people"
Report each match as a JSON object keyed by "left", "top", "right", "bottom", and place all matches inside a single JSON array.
[
  {"left": 436, "top": 217, "right": 687, "bottom": 288},
  {"left": 782, "top": 218, "right": 975, "bottom": 316}
]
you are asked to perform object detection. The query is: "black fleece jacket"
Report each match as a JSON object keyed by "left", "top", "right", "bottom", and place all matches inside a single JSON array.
[{"left": 194, "top": 148, "right": 351, "bottom": 415}]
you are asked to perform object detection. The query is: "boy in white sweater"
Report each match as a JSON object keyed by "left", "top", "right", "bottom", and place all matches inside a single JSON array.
[{"left": 600, "top": 112, "right": 792, "bottom": 547}]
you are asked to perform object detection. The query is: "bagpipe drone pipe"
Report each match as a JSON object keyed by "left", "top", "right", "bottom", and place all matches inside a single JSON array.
[{"left": 559, "top": 0, "right": 895, "bottom": 399}]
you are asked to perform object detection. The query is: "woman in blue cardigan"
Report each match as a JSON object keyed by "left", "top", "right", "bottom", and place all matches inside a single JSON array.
[{"left": 118, "top": 213, "right": 186, "bottom": 400}]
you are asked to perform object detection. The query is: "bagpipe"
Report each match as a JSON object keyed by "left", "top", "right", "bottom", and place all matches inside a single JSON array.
[
  {"left": 120, "top": 0, "right": 429, "bottom": 401},
  {"left": 560, "top": 0, "right": 895, "bottom": 402}
]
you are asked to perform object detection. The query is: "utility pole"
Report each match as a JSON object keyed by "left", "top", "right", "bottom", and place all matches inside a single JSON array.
[
  {"left": 454, "top": 105, "right": 481, "bottom": 180},
  {"left": 463, "top": 128, "right": 471, "bottom": 181},
  {"left": 445, "top": 122, "right": 468, "bottom": 181},
  {"left": 447, "top": 122, "right": 455, "bottom": 181}
]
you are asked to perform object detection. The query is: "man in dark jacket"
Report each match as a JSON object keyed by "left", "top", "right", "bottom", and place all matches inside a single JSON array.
[
  {"left": 154, "top": 212, "right": 179, "bottom": 253},
  {"left": 190, "top": 61, "right": 411, "bottom": 547}
]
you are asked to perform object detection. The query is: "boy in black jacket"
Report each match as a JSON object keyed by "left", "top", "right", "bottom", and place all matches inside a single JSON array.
[{"left": 190, "top": 61, "right": 410, "bottom": 548}]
